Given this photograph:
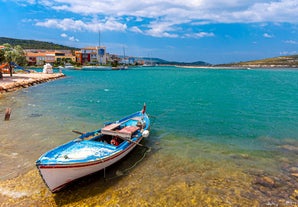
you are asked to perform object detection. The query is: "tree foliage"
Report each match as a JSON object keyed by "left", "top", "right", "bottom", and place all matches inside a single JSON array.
[
  {"left": 0, "top": 37, "right": 78, "bottom": 50},
  {"left": 3, "top": 44, "right": 26, "bottom": 65},
  {"left": 1, "top": 43, "right": 27, "bottom": 76},
  {"left": 0, "top": 48, "right": 4, "bottom": 63}
]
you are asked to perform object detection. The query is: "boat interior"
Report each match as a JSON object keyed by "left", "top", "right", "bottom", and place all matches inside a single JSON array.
[{"left": 79, "top": 117, "right": 145, "bottom": 147}]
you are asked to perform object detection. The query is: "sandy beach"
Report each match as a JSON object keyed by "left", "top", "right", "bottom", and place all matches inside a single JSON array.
[{"left": 0, "top": 72, "right": 65, "bottom": 94}]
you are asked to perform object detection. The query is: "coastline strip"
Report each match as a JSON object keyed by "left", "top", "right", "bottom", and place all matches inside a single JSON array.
[{"left": 0, "top": 73, "right": 65, "bottom": 94}]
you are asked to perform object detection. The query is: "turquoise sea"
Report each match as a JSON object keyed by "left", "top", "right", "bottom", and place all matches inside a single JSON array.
[{"left": 0, "top": 67, "right": 298, "bottom": 206}]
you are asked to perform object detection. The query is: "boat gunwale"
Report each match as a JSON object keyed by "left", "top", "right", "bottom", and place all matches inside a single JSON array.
[
  {"left": 37, "top": 136, "right": 142, "bottom": 169},
  {"left": 36, "top": 111, "right": 149, "bottom": 168}
]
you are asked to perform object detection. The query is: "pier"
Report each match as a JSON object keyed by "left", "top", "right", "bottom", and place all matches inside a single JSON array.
[{"left": 0, "top": 72, "right": 65, "bottom": 94}]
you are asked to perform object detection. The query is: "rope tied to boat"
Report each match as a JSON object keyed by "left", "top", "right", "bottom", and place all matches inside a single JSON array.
[{"left": 105, "top": 146, "right": 151, "bottom": 180}]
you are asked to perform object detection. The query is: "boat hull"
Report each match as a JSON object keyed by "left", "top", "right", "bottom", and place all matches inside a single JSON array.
[
  {"left": 36, "top": 106, "right": 150, "bottom": 192},
  {"left": 37, "top": 137, "right": 142, "bottom": 192}
]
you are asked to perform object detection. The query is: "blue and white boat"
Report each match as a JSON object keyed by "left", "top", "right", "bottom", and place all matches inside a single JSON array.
[{"left": 36, "top": 104, "right": 150, "bottom": 192}]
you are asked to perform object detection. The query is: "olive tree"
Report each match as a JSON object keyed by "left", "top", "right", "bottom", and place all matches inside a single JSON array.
[{"left": 2, "top": 43, "right": 26, "bottom": 77}]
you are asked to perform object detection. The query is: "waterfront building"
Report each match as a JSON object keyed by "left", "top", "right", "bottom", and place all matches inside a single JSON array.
[
  {"left": 76, "top": 46, "right": 107, "bottom": 65},
  {"left": 75, "top": 51, "right": 82, "bottom": 65},
  {"left": 25, "top": 50, "right": 76, "bottom": 66},
  {"left": 26, "top": 52, "right": 48, "bottom": 66},
  {"left": 14, "top": 46, "right": 139, "bottom": 67},
  {"left": 54, "top": 51, "right": 76, "bottom": 64}
]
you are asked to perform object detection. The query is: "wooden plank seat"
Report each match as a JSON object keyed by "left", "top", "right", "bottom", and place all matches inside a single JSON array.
[
  {"left": 101, "top": 123, "right": 121, "bottom": 136},
  {"left": 102, "top": 123, "right": 120, "bottom": 131},
  {"left": 101, "top": 123, "right": 140, "bottom": 138},
  {"left": 118, "top": 126, "right": 140, "bottom": 138}
]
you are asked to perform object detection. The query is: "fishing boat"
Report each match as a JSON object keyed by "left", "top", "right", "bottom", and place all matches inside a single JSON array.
[{"left": 36, "top": 104, "right": 150, "bottom": 192}]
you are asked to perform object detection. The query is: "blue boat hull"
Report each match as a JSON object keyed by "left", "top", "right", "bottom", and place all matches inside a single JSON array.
[{"left": 36, "top": 106, "right": 150, "bottom": 192}]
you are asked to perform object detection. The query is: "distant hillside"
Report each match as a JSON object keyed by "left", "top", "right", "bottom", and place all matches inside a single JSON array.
[
  {"left": 217, "top": 55, "right": 298, "bottom": 68},
  {"left": 142, "top": 57, "right": 211, "bottom": 66},
  {"left": 0, "top": 37, "right": 78, "bottom": 50}
]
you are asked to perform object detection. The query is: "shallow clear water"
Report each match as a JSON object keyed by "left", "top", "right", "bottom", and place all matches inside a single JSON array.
[{"left": 0, "top": 67, "right": 298, "bottom": 206}]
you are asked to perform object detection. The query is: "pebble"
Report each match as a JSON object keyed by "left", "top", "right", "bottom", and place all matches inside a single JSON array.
[
  {"left": 290, "top": 189, "right": 298, "bottom": 200},
  {"left": 280, "top": 145, "right": 298, "bottom": 152},
  {"left": 289, "top": 167, "right": 298, "bottom": 173},
  {"left": 255, "top": 176, "right": 275, "bottom": 188}
]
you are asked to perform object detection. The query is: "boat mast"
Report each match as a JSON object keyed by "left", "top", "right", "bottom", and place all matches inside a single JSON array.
[
  {"left": 98, "top": 30, "right": 101, "bottom": 47},
  {"left": 123, "top": 46, "right": 126, "bottom": 65},
  {"left": 98, "top": 29, "right": 102, "bottom": 65}
]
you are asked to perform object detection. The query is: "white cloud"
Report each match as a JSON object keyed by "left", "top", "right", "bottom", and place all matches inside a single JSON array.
[
  {"left": 135, "top": 17, "right": 143, "bottom": 22},
  {"left": 14, "top": 0, "right": 298, "bottom": 21},
  {"left": 284, "top": 40, "right": 298, "bottom": 44},
  {"left": 11, "top": 0, "right": 36, "bottom": 6},
  {"left": 60, "top": 33, "right": 79, "bottom": 42},
  {"left": 263, "top": 33, "right": 273, "bottom": 38},
  {"left": 32, "top": 0, "right": 298, "bottom": 22},
  {"left": 60, "top": 33, "right": 67, "bottom": 38},
  {"left": 227, "top": 0, "right": 298, "bottom": 23},
  {"left": 36, "top": 18, "right": 84, "bottom": 31},
  {"left": 130, "top": 26, "right": 143, "bottom": 34},
  {"left": 145, "top": 20, "right": 179, "bottom": 38},
  {"left": 22, "top": 0, "right": 298, "bottom": 38},
  {"left": 36, "top": 17, "right": 127, "bottom": 32},
  {"left": 37, "top": 0, "right": 53, "bottom": 7},
  {"left": 184, "top": 32, "right": 215, "bottom": 38},
  {"left": 68, "top": 36, "right": 79, "bottom": 42}
]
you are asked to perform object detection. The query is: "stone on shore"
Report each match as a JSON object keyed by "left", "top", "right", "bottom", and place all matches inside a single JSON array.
[{"left": 255, "top": 176, "right": 275, "bottom": 188}]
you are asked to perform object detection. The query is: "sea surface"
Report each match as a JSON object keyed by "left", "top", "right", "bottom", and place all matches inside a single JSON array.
[{"left": 0, "top": 66, "right": 298, "bottom": 206}]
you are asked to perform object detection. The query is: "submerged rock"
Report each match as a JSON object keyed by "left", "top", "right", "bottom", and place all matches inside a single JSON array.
[
  {"left": 280, "top": 145, "right": 298, "bottom": 152},
  {"left": 255, "top": 176, "right": 275, "bottom": 188},
  {"left": 289, "top": 167, "right": 298, "bottom": 173}
]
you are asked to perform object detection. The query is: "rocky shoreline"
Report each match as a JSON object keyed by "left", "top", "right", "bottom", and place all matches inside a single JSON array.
[{"left": 0, "top": 72, "right": 65, "bottom": 94}]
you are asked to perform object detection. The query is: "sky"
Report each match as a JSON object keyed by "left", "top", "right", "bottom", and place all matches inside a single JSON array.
[{"left": 0, "top": 0, "right": 298, "bottom": 64}]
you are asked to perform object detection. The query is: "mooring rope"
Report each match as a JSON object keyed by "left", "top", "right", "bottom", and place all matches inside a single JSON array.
[
  {"left": 105, "top": 113, "right": 155, "bottom": 180},
  {"left": 105, "top": 146, "right": 151, "bottom": 180},
  {"left": 148, "top": 113, "right": 156, "bottom": 127}
]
